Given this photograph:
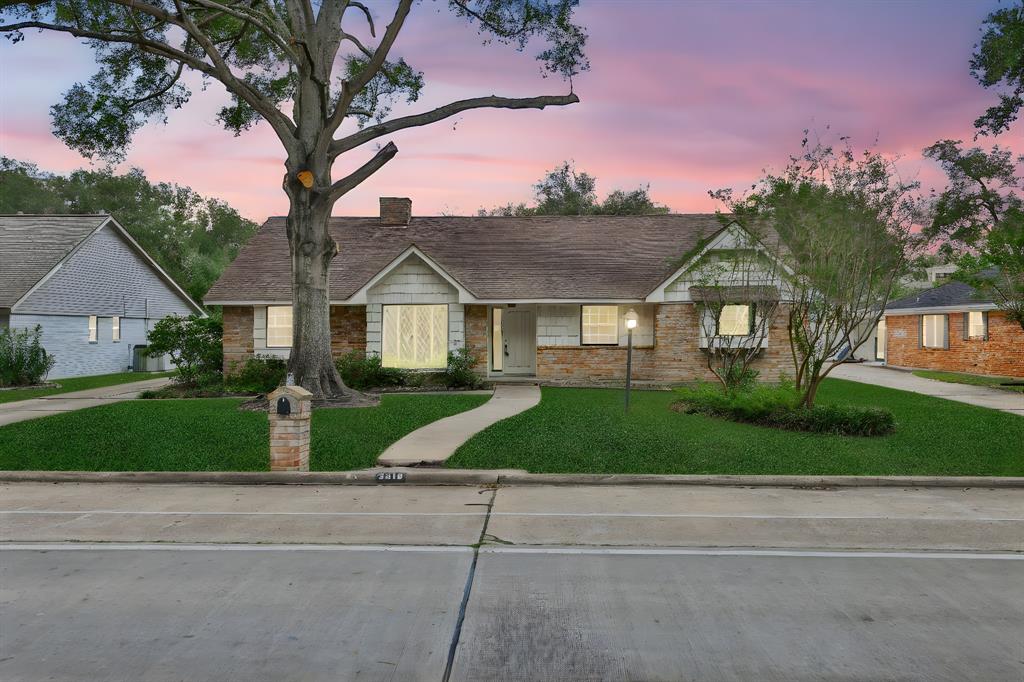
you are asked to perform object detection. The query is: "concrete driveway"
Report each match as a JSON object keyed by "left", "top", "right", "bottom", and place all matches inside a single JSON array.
[
  {"left": 2, "top": 482, "right": 1022, "bottom": 681},
  {"left": 831, "top": 363, "right": 1024, "bottom": 415},
  {"left": 0, "top": 377, "right": 172, "bottom": 427}
]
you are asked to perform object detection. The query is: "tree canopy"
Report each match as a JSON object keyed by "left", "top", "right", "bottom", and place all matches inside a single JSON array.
[
  {"left": 0, "top": 157, "right": 258, "bottom": 303},
  {"left": 971, "top": 1, "right": 1024, "bottom": 137},
  {"left": 480, "top": 161, "right": 670, "bottom": 216}
]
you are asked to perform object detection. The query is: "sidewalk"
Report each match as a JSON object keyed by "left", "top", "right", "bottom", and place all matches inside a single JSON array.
[
  {"left": 0, "top": 377, "right": 172, "bottom": 427},
  {"left": 831, "top": 363, "right": 1024, "bottom": 416},
  {"left": 377, "top": 383, "right": 541, "bottom": 466}
]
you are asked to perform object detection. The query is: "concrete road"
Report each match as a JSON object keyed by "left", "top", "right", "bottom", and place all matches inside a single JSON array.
[
  {"left": 0, "top": 376, "right": 172, "bottom": 426},
  {"left": 2, "top": 482, "right": 1022, "bottom": 681}
]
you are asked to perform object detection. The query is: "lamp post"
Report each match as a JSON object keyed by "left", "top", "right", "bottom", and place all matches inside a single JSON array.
[{"left": 624, "top": 308, "right": 639, "bottom": 412}]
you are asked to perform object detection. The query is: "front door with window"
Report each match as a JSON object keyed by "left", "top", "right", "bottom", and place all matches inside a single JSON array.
[{"left": 501, "top": 308, "right": 536, "bottom": 375}]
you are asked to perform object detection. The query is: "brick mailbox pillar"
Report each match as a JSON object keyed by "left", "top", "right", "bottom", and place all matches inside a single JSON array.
[{"left": 267, "top": 385, "right": 312, "bottom": 471}]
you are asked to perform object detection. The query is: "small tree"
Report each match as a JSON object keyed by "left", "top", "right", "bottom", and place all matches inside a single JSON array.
[
  {"left": 688, "top": 230, "right": 783, "bottom": 391},
  {"left": 718, "top": 137, "right": 922, "bottom": 407},
  {"left": 146, "top": 314, "right": 223, "bottom": 387}
]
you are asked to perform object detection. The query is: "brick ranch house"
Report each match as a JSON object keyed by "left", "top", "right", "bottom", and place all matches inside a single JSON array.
[
  {"left": 880, "top": 275, "right": 1024, "bottom": 378},
  {"left": 205, "top": 198, "right": 796, "bottom": 383}
]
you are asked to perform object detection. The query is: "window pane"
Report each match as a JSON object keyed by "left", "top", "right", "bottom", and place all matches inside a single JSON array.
[
  {"left": 581, "top": 305, "right": 618, "bottom": 345},
  {"left": 922, "top": 314, "right": 946, "bottom": 348},
  {"left": 88, "top": 315, "right": 97, "bottom": 342},
  {"left": 112, "top": 316, "right": 120, "bottom": 342},
  {"left": 492, "top": 308, "right": 503, "bottom": 371},
  {"left": 718, "top": 305, "right": 751, "bottom": 336},
  {"left": 267, "top": 306, "right": 293, "bottom": 347},
  {"left": 382, "top": 305, "right": 448, "bottom": 368},
  {"left": 876, "top": 319, "right": 886, "bottom": 360},
  {"left": 968, "top": 311, "right": 986, "bottom": 338}
]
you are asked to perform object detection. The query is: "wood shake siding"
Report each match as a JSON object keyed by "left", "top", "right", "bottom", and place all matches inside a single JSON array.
[{"left": 885, "top": 311, "right": 1024, "bottom": 378}]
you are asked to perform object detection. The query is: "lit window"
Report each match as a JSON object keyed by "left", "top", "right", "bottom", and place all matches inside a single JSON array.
[
  {"left": 967, "top": 311, "right": 988, "bottom": 339},
  {"left": 922, "top": 314, "right": 947, "bottom": 349},
  {"left": 112, "top": 316, "right": 121, "bottom": 342},
  {"left": 492, "top": 308, "right": 503, "bottom": 372},
  {"left": 266, "top": 305, "right": 293, "bottom": 348},
  {"left": 876, "top": 318, "right": 886, "bottom": 361},
  {"left": 581, "top": 305, "right": 618, "bottom": 345},
  {"left": 88, "top": 315, "right": 97, "bottom": 343},
  {"left": 382, "top": 305, "right": 448, "bottom": 368},
  {"left": 717, "top": 305, "right": 752, "bottom": 336}
]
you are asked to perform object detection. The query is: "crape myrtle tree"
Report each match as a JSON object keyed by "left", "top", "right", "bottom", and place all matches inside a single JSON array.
[
  {"left": 715, "top": 137, "right": 923, "bottom": 408},
  {"left": 1, "top": 0, "right": 588, "bottom": 398}
]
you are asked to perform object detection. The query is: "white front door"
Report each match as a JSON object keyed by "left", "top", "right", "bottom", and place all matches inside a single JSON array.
[{"left": 502, "top": 308, "right": 536, "bottom": 375}]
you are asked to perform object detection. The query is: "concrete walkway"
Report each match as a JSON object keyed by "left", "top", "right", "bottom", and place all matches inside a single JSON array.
[
  {"left": 831, "top": 363, "right": 1024, "bottom": 416},
  {"left": 0, "top": 377, "right": 173, "bottom": 427},
  {"left": 378, "top": 384, "right": 541, "bottom": 466}
]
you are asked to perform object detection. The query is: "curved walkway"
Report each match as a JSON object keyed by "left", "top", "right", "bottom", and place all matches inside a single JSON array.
[
  {"left": 378, "top": 384, "right": 541, "bottom": 466},
  {"left": 831, "top": 364, "right": 1024, "bottom": 416}
]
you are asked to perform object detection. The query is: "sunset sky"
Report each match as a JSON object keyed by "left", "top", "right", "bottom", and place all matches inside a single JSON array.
[{"left": 0, "top": 0, "right": 1018, "bottom": 221}]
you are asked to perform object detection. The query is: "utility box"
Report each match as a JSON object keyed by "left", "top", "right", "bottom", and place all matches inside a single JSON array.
[{"left": 267, "top": 385, "right": 312, "bottom": 472}]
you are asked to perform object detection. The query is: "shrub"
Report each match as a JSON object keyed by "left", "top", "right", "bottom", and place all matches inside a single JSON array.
[
  {"left": 443, "top": 347, "right": 483, "bottom": 389},
  {"left": 146, "top": 314, "right": 222, "bottom": 387},
  {"left": 226, "top": 355, "right": 287, "bottom": 394},
  {"left": 0, "top": 325, "right": 56, "bottom": 387},
  {"left": 674, "top": 382, "right": 895, "bottom": 437},
  {"left": 336, "top": 351, "right": 407, "bottom": 390}
]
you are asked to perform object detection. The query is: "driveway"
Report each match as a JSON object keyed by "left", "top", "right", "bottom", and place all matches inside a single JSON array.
[
  {"left": 831, "top": 363, "right": 1024, "bottom": 416},
  {"left": 2, "top": 482, "right": 1022, "bottom": 681},
  {"left": 0, "top": 377, "right": 172, "bottom": 427}
]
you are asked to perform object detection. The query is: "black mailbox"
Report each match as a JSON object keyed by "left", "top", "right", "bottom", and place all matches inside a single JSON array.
[{"left": 276, "top": 396, "right": 291, "bottom": 416}]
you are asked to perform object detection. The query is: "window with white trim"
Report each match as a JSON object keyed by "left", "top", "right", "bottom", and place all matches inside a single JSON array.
[
  {"left": 581, "top": 305, "right": 618, "bottom": 345},
  {"left": 112, "top": 316, "right": 121, "bottom": 342},
  {"left": 967, "top": 311, "right": 988, "bottom": 339},
  {"left": 88, "top": 315, "right": 97, "bottom": 343},
  {"left": 266, "top": 305, "right": 293, "bottom": 348},
  {"left": 921, "top": 314, "right": 947, "bottom": 349},
  {"left": 717, "top": 304, "right": 753, "bottom": 336},
  {"left": 382, "top": 304, "right": 448, "bottom": 369}
]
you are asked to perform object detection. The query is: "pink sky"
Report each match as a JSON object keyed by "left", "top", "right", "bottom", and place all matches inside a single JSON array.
[{"left": 0, "top": 0, "right": 1018, "bottom": 221}]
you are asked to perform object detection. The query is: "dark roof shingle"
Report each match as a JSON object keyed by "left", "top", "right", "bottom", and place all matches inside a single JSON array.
[
  {"left": 205, "top": 214, "right": 728, "bottom": 303},
  {"left": 886, "top": 271, "right": 996, "bottom": 311},
  {"left": 0, "top": 214, "right": 108, "bottom": 308}
]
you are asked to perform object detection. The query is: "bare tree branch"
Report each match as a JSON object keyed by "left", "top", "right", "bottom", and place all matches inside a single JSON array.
[
  {"left": 324, "top": 140, "right": 398, "bottom": 204},
  {"left": 330, "top": 92, "right": 580, "bottom": 158}
]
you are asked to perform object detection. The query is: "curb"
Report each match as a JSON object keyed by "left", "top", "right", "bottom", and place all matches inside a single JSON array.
[{"left": 1, "top": 469, "right": 1022, "bottom": 489}]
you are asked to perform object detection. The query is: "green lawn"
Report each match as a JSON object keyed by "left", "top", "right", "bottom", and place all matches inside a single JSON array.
[
  {"left": 912, "top": 370, "right": 1024, "bottom": 394},
  {"left": 0, "top": 394, "right": 489, "bottom": 471},
  {"left": 0, "top": 371, "right": 175, "bottom": 404},
  {"left": 447, "top": 380, "right": 1024, "bottom": 476}
]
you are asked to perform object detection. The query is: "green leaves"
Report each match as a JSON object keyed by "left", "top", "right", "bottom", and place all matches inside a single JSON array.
[
  {"left": 970, "top": 2, "right": 1024, "bottom": 137},
  {"left": 342, "top": 55, "right": 423, "bottom": 126}
]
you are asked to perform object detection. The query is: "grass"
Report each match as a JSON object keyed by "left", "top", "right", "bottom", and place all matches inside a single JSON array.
[
  {"left": 0, "top": 371, "right": 175, "bottom": 404},
  {"left": 446, "top": 379, "right": 1024, "bottom": 476},
  {"left": 912, "top": 370, "right": 1024, "bottom": 394},
  {"left": 0, "top": 393, "right": 489, "bottom": 471}
]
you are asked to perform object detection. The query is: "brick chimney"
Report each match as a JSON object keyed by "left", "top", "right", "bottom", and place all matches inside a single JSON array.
[{"left": 379, "top": 197, "right": 412, "bottom": 226}]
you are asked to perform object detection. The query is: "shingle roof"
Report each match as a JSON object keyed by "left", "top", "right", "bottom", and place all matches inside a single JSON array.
[
  {"left": 204, "top": 214, "right": 729, "bottom": 303},
  {"left": 0, "top": 214, "right": 109, "bottom": 308},
  {"left": 886, "top": 271, "right": 996, "bottom": 311}
]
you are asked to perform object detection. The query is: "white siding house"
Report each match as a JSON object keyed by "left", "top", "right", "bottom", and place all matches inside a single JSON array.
[{"left": 1, "top": 214, "right": 204, "bottom": 379}]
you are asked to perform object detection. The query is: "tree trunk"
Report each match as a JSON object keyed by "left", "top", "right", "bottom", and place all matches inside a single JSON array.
[{"left": 284, "top": 192, "right": 352, "bottom": 400}]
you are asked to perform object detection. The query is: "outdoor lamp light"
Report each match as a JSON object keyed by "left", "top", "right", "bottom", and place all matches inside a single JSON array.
[
  {"left": 624, "top": 309, "right": 639, "bottom": 412},
  {"left": 625, "top": 309, "right": 639, "bottom": 329}
]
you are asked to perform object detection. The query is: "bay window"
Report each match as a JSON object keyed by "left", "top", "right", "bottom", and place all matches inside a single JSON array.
[
  {"left": 921, "top": 314, "right": 947, "bottom": 349},
  {"left": 581, "top": 305, "right": 618, "bottom": 345},
  {"left": 382, "top": 304, "right": 448, "bottom": 368},
  {"left": 266, "top": 305, "right": 293, "bottom": 348}
]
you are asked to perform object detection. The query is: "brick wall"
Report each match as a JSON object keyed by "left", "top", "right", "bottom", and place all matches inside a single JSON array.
[
  {"left": 464, "top": 304, "right": 489, "bottom": 373},
  {"left": 534, "top": 303, "right": 796, "bottom": 384},
  {"left": 222, "top": 305, "right": 254, "bottom": 373},
  {"left": 885, "top": 311, "right": 1024, "bottom": 378},
  {"left": 330, "top": 305, "right": 366, "bottom": 357}
]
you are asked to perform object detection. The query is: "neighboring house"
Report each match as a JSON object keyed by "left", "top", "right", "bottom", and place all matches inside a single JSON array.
[
  {"left": 0, "top": 214, "right": 204, "bottom": 379},
  {"left": 206, "top": 198, "right": 796, "bottom": 383},
  {"left": 880, "top": 274, "right": 1024, "bottom": 378}
]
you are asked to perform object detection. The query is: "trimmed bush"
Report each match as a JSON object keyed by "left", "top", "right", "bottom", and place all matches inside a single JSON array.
[
  {"left": 443, "top": 347, "right": 483, "bottom": 389},
  {"left": 0, "top": 325, "right": 56, "bottom": 387},
  {"left": 336, "top": 351, "right": 407, "bottom": 390},
  {"left": 146, "top": 314, "right": 223, "bottom": 387},
  {"left": 226, "top": 355, "right": 287, "bottom": 394},
  {"left": 674, "top": 382, "right": 895, "bottom": 437}
]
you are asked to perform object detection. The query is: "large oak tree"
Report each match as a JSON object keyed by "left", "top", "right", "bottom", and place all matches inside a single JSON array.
[{"left": 1, "top": 0, "right": 587, "bottom": 398}]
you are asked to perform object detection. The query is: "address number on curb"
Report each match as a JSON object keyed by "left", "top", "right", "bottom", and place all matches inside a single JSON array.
[{"left": 375, "top": 472, "right": 407, "bottom": 483}]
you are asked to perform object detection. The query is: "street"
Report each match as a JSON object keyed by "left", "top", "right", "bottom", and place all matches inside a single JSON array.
[{"left": 1, "top": 482, "right": 1022, "bottom": 681}]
